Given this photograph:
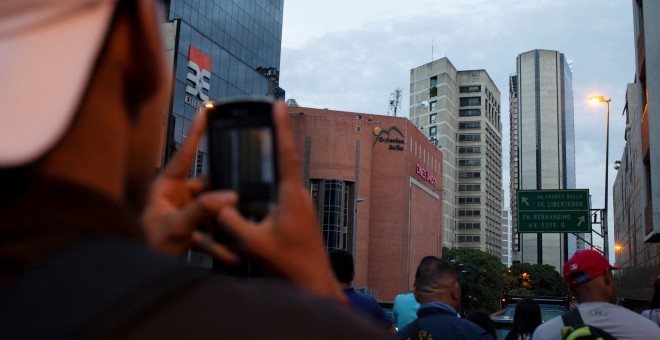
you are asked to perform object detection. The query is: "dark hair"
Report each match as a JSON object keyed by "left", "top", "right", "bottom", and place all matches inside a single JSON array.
[
  {"left": 467, "top": 310, "right": 496, "bottom": 340},
  {"left": 329, "top": 249, "right": 354, "bottom": 284},
  {"left": 649, "top": 278, "right": 660, "bottom": 309},
  {"left": 506, "top": 298, "right": 542, "bottom": 340},
  {"left": 413, "top": 256, "right": 456, "bottom": 293}
]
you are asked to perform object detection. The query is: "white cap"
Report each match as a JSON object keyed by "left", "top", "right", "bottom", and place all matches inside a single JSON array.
[{"left": 0, "top": 1, "right": 116, "bottom": 167}]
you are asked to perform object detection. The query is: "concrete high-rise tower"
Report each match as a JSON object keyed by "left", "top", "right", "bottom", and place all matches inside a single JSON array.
[
  {"left": 410, "top": 58, "right": 503, "bottom": 258},
  {"left": 509, "top": 49, "right": 577, "bottom": 271}
]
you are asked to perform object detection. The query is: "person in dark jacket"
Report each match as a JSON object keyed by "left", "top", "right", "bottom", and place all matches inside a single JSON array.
[
  {"left": 395, "top": 256, "right": 492, "bottom": 340},
  {"left": 329, "top": 249, "right": 395, "bottom": 333}
]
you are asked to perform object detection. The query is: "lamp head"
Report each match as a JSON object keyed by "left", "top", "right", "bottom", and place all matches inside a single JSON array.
[{"left": 589, "top": 96, "right": 610, "bottom": 103}]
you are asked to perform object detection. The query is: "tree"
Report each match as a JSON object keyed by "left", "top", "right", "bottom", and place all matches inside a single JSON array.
[
  {"left": 505, "top": 263, "right": 568, "bottom": 297},
  {"left": 442, "top": 247, "right": 507, "bottom": 314}
]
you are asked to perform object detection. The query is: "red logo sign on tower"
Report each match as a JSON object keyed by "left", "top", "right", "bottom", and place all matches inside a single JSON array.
[{"left": 185, "top": 45, "right": 211, "bottom": 108}]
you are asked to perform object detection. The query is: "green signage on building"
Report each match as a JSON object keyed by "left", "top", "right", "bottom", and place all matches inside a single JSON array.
[{"left": 517, "top": 189, "right": 590, "bottom": 233}]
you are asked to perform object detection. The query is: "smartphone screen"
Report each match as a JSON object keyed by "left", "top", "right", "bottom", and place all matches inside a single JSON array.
[{"left": 207, "top": 99, "right": 278, "bottom": 222}]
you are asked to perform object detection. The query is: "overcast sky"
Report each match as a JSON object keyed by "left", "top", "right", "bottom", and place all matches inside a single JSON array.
[{"left": 279, "top": 0, "right": 635, "bottom": 254}]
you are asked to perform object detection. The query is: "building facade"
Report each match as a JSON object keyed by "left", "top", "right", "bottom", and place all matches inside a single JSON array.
[
  {"left": 287, "top": 106, "right": 443, "bottom": 302},
  {"left": 509, "top": 49, "right": 578, "bottom": 271},
  {"left": 409, "top": 58, "right": 503, "bottom": 259},
  {"left": 161, "top": 0, "right": 284, "bottom": 171},
  {"left": 502, "top": 210, "right": 512, "bottom": 268},
  {"left": 612, "top": 0, "right": 660, "bottom": 311}
]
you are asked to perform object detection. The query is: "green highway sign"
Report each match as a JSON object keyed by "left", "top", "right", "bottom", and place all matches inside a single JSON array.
[{"left": 517, "top": 189, "right": 590, "bottom": 233}]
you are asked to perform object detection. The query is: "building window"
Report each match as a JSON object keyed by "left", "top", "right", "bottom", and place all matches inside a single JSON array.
[
  {"left": 458, "top": 134, "right": 481, "bottom": 141},
  {"left": 430, "top": 76, "right": 438, "bottom": 87},
  {"left": 317, "top": 179, "right": 354, "bottom": 251},
  {"left": 430, "top": 113, "right": 437, "bottom": 124},
  {"left": 458, "top": 159, "right": 481, "bottom": 166},
  {"left": 458, "top": 184, "right": 481, "bottom": 191},
  {"left": 459, "top": 85, "right": 481, "bottom": 93},
  {"left": 459, "top": 171, "right": 481, "bottom": 179},
  {"left": 459, "top": 121, "right": 481, "bottom": 129},
  {"left": 459, "top": 97, "right": 481, "bottom": 107},
  {"left": 459, "top": 109, "right": 481, "bottom": 117},
  {"left": 458, "top": 235, "right": 481, "bottom": 242},
  {"left": 458, "top": 222, "right": 481, "bottom": 230},
  {"left": 458, "top": 209, "right": 481, "bottom": 217},
  {"left": 458, "top": 146, "right": 481, "bottom": 154},
  {"left": 458, "top": 197, "right": 481, "bottom": 204},
  {"left": 430, "top": 101, "right": 437, "bottom": 111},
  {"left": 429, "top": 126, "right": 437, "bottom": 139}
]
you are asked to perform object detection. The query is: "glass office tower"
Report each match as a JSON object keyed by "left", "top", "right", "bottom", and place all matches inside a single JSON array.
[
  {"left": 159, "top": 0, "right": 284, "bottom": 268},
  {"left": 510, "top": 49, "right": 577, "bottom": 271},
  {"left": 161, "top": 0, "right": 284, "bottom": 172}
]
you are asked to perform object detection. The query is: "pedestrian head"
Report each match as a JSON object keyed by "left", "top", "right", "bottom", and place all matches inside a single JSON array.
[
  {"left": 507, "top": 298, "right": 541, "bottom": 340},
  {"left": 563, "top": 250, "right": 620, "bottom": 303},
  {"left": 413, "top": 256, "right": 460, "bottom": 309},
  {"left": 329, "top": 249, "right": 354, "bottom": 284}
]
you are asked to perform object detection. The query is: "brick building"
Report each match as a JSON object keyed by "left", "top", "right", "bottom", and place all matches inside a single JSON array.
[{"left": 287, "top": 106, "right": 443, "bottom": 302}]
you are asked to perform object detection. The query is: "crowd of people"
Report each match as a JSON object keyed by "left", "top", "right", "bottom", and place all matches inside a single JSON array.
[{"left": 1, "top": 1, "right": 660, "bottom": 339}]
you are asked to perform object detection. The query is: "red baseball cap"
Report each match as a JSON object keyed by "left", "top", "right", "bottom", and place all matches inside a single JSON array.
[{"left": 563, "top": 250, "right": 621, "bottom": 288}]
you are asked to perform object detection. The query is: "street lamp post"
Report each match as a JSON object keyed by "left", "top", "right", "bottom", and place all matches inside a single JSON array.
[
  {"left": 589, "top": 96, "right": 611, "bottom": 260},
  {"left": 352, "top": 198, "right": 365, "bottom": 257}
]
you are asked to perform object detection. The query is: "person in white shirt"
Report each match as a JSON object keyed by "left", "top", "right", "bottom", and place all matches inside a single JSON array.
[
  {"left": 532, "top": 250, "right": 660, "bottom": 340},
  {"left": 641, "top": 278, "right": 660, "bottom": 326}
]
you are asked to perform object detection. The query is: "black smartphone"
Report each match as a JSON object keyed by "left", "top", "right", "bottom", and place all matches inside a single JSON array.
[{"left": 206, "top": 97, "right": 278, "bottom": 277}]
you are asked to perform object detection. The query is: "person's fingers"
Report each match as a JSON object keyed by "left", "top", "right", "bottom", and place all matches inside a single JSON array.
[
  {"left": 217, "top": 206, "right": 255, "bottom": 239},
  {"left": 191, "top": 231, "right": 241, "bottom": 265},
  {"left": 163, "top": 107, "right": 208, "bottom": 179},
  {"left": 187, "top": 178, "right": 205, "bottom": 196},
  {"left": 172, "top": 191, "right": 238, "bottom": 228},
  {"left": 272, "top": 100, "right": 303, "bottom": 186},
  {"left": 216, "top": 206, "right": 277, "bottom": 250}
]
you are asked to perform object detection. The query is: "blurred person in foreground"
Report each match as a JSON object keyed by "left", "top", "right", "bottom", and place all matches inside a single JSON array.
[
  {"left": 395, "top": 256, "right": 492, "bottom": 340},
  {"left": 505, "top": 298, "right": 541, "bottom": 340},
  {"left": 0, "top": 1, "right": 387, "bottom": 338},
  {"left": 329, "top": 249, "right": 395, "bottom": 333},
  {"left": 532, "top": 250, "right": 660, "bottom": 340},
  {"left": 393, "top": 291, "right": 420, "bottom": 330}
]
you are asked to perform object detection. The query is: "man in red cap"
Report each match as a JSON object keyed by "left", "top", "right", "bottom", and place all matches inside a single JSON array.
[{"left": 532, "top": 250, "right": 660, "bottom": 339}]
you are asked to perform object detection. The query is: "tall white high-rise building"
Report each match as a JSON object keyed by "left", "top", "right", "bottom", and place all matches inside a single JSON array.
[
  {"left": 410, "top": 58, "right": 503, "bottom": 257},
  {"left": 509, "top": 49, "right": 577, "bottom": 271}
]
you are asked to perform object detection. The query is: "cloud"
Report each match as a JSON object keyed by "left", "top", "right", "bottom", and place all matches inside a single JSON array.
[{"left": 281, "top": 0, "right": 635, "bottom": 251}]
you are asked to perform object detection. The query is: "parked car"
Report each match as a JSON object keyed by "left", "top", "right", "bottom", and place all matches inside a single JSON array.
[
  {"left": 490, "top": 295, "right": 570, "bottom": 340},
  {"left": 490, "top": 315, "right": 513, "bottom": 340}
]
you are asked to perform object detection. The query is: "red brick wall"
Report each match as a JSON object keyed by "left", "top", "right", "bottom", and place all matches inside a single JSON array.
[{"left": 287, "top": 107, "right": 443, "bottom": 302}]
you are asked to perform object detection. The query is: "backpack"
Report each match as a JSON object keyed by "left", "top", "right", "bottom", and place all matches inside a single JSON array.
[{"left": 560, "top": 308, "right": 617, "bottom": 340}]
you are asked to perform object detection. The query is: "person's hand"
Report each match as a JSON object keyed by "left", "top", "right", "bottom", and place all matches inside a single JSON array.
[
  {"left": 218, "top": 101, "right": 346, "bottom": 304},
  {"left": 141, "top": 108, "right": 239, "bottom": 264}
]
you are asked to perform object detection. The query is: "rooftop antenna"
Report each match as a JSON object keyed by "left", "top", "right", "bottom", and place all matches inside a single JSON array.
[
  {"left": 388, "top": 88, "right": 402, "bottom": 117},
  {"left": 431, "top": 39, "right": 434, "bottom": 62}
]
